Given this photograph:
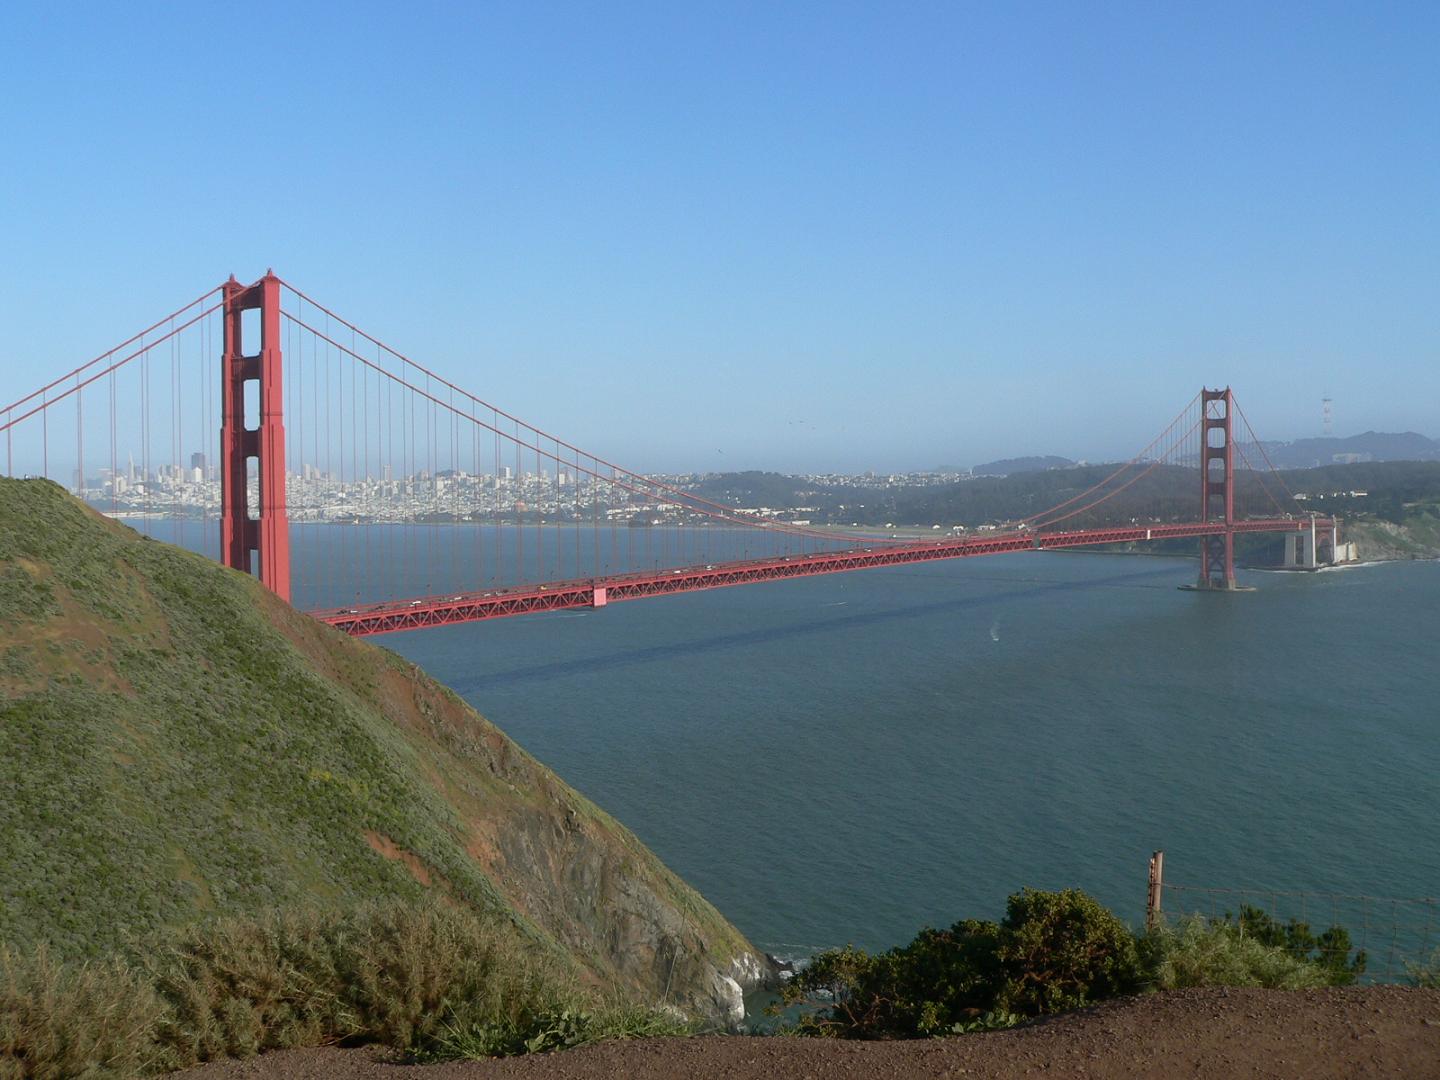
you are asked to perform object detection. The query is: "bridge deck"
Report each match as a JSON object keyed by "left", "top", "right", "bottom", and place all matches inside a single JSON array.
[{"left": 312, "top": 518, "right": 1335, "bottom": 637}]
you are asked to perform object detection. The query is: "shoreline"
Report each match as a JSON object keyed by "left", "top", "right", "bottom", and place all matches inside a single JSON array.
[{"left": 94, "top": 509, "right": 1440, "bottom": 564}]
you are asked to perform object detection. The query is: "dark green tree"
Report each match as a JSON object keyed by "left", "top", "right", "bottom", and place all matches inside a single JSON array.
[
  {"left": 776, "top": 888, "right": 1144, "bottom": 1038},
  {"left": 1233, "top": 906, "right": 1366, "bottom": 985}
]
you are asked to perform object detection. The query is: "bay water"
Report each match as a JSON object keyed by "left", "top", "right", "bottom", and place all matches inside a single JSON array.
[
  {"left": 126, "top": 518, "right": 1440, "bottom": 964},
  {"left": 383, "top": 552, "right": 1439, "bottom": 961}
]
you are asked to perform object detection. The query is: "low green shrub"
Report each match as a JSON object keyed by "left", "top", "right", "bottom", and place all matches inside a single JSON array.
[
  {"left": 0, "top": 901, "right": 681, "bottom": 1078},
  {"left": 146, "top": 900, "right": 571, "bottom": 1067},
  {"left": 0, "top": 945, "right": 165, "bottom": 1080},
  {"left": 947, "top": 1009, "right": 1023, "bottom": 1034},
  {"left": 994, "top": 888, "right": 1141, "bottom": 1015},
  {"left": 146, "top": 910, "right": 347, "bottom": 1063},
  {"left": 1142, "top": 916, "right": 1329, "bottom": 990},
  {"left": 778, "top": 890, "right": 1369, "bottom": 1040},
  {"left": 1404, "top": 950, "right": 1440, "bottom": 989},
  {"left": 777, "top": 888, "right": 1144, "bottom": 1038},
  {"left": 419, "top": 1002, "right": 696, "bottom": 1061}
]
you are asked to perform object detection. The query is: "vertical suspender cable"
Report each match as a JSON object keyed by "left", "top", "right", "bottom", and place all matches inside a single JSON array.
[
  {"left": 384, "top": 350, "right": 393, "bottom": 601},
  {"left": 451, "top": 386, "right": 458, "bottom": 593},
  {"left": 514, "top": 417, "right": 522, "bottom": 584},
  {"left": 363, "top": 338, "right": 370, "bottom": 604},
  {"left": 472, "top": 410, "right": 480, "bottom": 590},
  {"left": 171, "top": 319, "right": 179, "bottom": 547},
  {"left": 424, "top": 375, "right": 431, "bottom": 593},
  {"left": 590, "top": 451, "right": 598, "bottom": 579},
  {"left": 141, "top": 339, "right": 150, "bottom": 532},
  {"left": 493, "top": 408, "right": 501, "bottom": 590},
  {"left": 607, "top": 464, "right": 616, "bottom": 575},
  {"left": 325, "top": 321, "right": 333, "bottom": 603},
  {"left": 75, "top": 374, "right": 83, "bottom": 497},
  {"left": 409, "top": 365, "right": 417, "bottom": 594},
  {"left": 309, "top": 315, "right": 317, "bottom": 599},
  {"left": 109, "top": 362, "right": 116, "bottom": 515},
  {"left": 336, "top": 323, "right": 344, "bottom": 605}
]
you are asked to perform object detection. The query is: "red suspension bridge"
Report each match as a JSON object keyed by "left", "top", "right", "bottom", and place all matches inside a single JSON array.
[{"left": 2, "top": 272, "right": 1340, "bottom": 636}]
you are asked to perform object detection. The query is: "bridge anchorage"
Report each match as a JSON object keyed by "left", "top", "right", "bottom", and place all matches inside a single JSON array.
[{"left": 0, "top": 271, "right": 1348, "bottom": 635}]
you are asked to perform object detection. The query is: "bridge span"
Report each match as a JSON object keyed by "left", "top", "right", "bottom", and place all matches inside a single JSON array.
[
  {"left": 314, "top": 517, "right": 1338, "bottom": 637},
  {"left": 1, "top": 271, "right": 1346, "bottom": 635}
]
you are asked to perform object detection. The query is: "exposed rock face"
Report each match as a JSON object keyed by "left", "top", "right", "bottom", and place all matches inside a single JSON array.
[
  {"left": 0, "top": 479, "right": 769, "bottom": 1023},
  {"left": 710, "top": 955, "right": 770, "bottom": 1026},
  {"left": 1344, "top": 519, "right": 1440, "bottom": 561},
  {"left": 384, "top": 658, "right": 773, "bottom": 1021}
]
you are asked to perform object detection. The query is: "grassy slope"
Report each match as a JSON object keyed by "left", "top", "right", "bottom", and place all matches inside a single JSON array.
[{"left": 0, "top": 479, "right": 758, "bottom": 1017}]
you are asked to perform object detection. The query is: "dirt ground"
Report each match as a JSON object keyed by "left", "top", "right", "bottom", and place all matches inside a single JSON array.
[{"left": 171, "top": 986, "right": 1440, "bottom": 1079}]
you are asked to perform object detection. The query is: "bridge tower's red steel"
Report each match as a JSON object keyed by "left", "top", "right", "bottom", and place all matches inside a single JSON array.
[
  {"left": 1198, "top": 386, "right": 1237, "bottom": 589},
  {"left": 220, "top": 272, "right": 291, "bottom": 602}
]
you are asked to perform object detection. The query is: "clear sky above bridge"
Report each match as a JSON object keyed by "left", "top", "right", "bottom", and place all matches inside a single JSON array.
[{"left": 1, "top": 2, "right": 1436, "bottom": 474}]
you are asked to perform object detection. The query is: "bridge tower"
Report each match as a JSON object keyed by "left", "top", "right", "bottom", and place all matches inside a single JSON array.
[
  {"left": 1197, "top": 386, "right": 1237, "bottom": 590},
  {"left": 220, "top": 272, "right": 291, "bottom": 602}
]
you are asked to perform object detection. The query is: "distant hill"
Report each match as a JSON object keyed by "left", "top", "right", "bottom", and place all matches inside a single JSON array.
[
  {"left": 690, "top": 470, "right": 813, "bottom": 507},
  {"left": 1259, "top": 432, "right": 1440, "bottom": 469},
  {"left": 969, "top": 455, "right": 1076, "bottom": 478},
  {"left": 822, "top": 459, "right": 1440, "bottom": 534},
  {"left": 0, "top": 479, "right": 763, "bottom": 1022}
]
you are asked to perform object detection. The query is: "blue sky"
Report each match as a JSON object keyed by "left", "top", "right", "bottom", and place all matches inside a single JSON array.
[{"left": 2, "top": 2, "right": 1436, "bottom": 472}]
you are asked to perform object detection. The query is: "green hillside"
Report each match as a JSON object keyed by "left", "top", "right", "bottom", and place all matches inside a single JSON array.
[{"left": 0, "top": 479, "right": 763, "bottom": 1022}]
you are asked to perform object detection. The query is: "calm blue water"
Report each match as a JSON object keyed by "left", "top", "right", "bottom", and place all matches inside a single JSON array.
[
  {"left": 379, "top": 552, "right": 1439, "bottom": 960},
  {"left": 125, "top": 518, "right": 1440, "bottom": 961}
]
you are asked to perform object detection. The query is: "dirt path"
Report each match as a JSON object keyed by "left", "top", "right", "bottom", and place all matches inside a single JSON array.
[{"left": 171, "top": 986, "right": 1440, "bottom": 1079}]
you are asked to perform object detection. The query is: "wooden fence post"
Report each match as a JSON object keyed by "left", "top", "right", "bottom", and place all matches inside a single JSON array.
[{"left": 1147, "top": 850, "right": 1165, "bottom": 930}]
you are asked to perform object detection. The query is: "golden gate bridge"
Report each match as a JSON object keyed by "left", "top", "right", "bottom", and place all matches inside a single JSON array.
[{"left": 1, "top": 272, "right": 1340, "bottom": 636}]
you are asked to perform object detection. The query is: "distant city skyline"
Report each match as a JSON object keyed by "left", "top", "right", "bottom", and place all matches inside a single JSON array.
[
  {"left": 11, "top": 411, "right": 1439, "bottom": 489},
  {"left": 42, "top": 410, "right": 1438, "bottom": 508},
  {"left": 3, "top": 3, "right": 1437, "bottom": 474}
]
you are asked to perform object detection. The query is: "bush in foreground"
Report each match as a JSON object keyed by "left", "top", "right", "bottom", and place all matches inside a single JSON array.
[
  {"left": 1405, "top": 950, "right": 1440, "bottom": 989},
  {"left": 1143, "top": 916, "right": 1329, "bottom": 990},
  {"left": 148, "top": 900, "right": 571, "bottom": 1064},
  {"left": 1226, "top": 906, "right": 1365, "bottom": 985},
  {"left": 778, "top": 888, "right": 1143, "bottom": 1038},
  {"left": 0, "top": 946, "right": 166, "bottom": 1080},
  {"left": 420, "top": 1003, "right": 694, "bottom": 1061},
  {"left": 777, "top": 889, "right": 1365, "bottom": 1039},
  {"left": 0, "top": 901, "right": 687, "bottom": 1078},
  {"left": 996, "top": 888, "right": 1141, "bottom": 1015}
]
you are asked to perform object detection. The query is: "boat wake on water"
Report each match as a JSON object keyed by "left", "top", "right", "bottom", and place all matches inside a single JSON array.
[{"left": 1251, "top": 560, "right": 1402, "bottom": 574}]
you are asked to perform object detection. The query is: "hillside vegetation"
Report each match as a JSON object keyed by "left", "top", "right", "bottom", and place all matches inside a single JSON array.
[
  {"left": 689, "top": 461, "right": 1440, "bottom": 559},
  {"left": 777, "top": 890, "right": 1366, "bottom": 1040},
  {"left": 0, "top": 479, "right": 763, "bottom": 1024}
]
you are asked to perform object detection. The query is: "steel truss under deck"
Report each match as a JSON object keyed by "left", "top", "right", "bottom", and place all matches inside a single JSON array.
[{"left": 313, "top": 517, "right": 1333, "bottom": 636}]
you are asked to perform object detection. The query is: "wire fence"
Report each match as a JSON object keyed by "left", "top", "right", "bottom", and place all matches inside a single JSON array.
[{"left": 1149, "top": 852, "right": 1440, "bottom": 982}]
